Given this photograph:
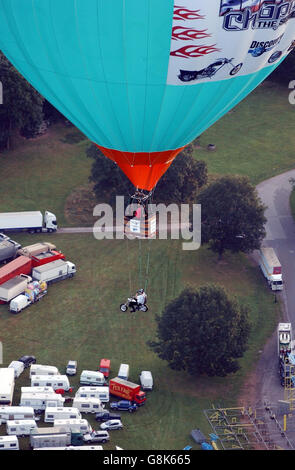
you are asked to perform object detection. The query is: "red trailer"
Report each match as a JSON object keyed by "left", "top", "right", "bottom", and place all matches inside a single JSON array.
[
  {"left": 109, "top": 377, "right": 146, "bottom": 405},
  {"left": 30, "top": 250, "right": 65, "bottom": 268},
  {"left": 0, "top": 256, "right": 32, "bottom": 285}
]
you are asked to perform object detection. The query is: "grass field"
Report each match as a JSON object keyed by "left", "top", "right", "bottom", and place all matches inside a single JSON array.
[{"left": 0, "top": 233, "right": 280, "bottom": 450}]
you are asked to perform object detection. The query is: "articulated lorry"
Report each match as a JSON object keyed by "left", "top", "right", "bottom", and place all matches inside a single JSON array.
[
  {"left": 0, "top": 274, "right": 32, "bottom": 303},
  {"left": 0, "top": 256, "right": 32, "bottom": 286},
  {"left": 0, "top": 233, "right": 21, "bottom": 264},
  {"left": 259, "top": 247, "right": 283, "bottom": 291},
  {"left": 0, "top": 211, "right": 57, "bottom": 233}
]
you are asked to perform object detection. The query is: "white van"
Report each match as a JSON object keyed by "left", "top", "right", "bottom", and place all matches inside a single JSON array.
[
  {"left": 0, "top": 406, "right": 35, "bottom": 424},
  {"left": 6, "top": 419, "right": 37, "bottom": 436},
  {"left": 20, "top": 392, "right": 65, "bottom": 411},
  {"left": 8, "top": 361, "right": 25, "bottom": 378},
  {"left": 0, "top": 436, "right": 19, "bottom": 450},
  {"left": 139, "top": 371, "right": 153, "bottom": 390},
  {"left": 45, "top": 407, "right": 81, "bottom": 423},
  {"left": 75, "top": 386, "right": 109, "bottom": 403},
  {"left": 80, "top": 370, "right": 106, "bottom": 386},
  {"left": 31, "top": 375, "right": 71, "bottom": 392},
  {"left": 72, "top": 397, "right": 104, "bottom": 414},
  {"left": 53, "top": 418, "right": 92, "bottom": 435},
  {"left": 118, "top": 363, "right": 129, "bottom": 381},
  {"left": 30, "top": 364, "right": 59, "bottom": 378}
]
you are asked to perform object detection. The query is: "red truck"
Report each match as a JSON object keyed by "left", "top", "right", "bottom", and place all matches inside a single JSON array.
[
  {"left": 30, "top": 250, "right": 66, "bottom": 268},
  {"left": 99, "top": 359, "right": 111, "bottom": 378},
  {"left": 0, "top": 256, "right": 32, "bottom": 285},
  {"left": 109, "top": 377, "right": 146, "bottom": 405}
]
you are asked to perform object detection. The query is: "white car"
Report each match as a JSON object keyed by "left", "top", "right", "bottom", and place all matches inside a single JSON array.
[
  {"left": 100, "top": 419, "right": 123, "bottom": 430},
  {"left": 66, "top": 360, "right": 77, "bottom": 376}
]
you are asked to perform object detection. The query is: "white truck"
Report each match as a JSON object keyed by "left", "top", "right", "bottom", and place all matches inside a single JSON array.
[
  {"left": 0, "top": 274, "right": 32, "bottom": 303},
  {"left": 278, "top": 323, "right": 292, "bottom": 359},
  {"left": 30, "top": 426, "right": 71, "bottom": 449},
  {"left": 32, "top": 259, "right": 76, "bottom": 285},
  {"left": 259, "top": 247, "right": 283, "bottom": 291},
  {"left": 0, "top": 211, "right": 57, "bottom": 233},
  {"left": 0, "top": 368, "right": 15, "bottom": 405}
]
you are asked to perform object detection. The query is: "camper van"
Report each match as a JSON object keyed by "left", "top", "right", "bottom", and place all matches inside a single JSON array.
[
  {"left": 72, "top": 397, "right": 105, "bottom": 414},
  {"left": 53, "top": 418, "right": 92, "bottom": 435},
  {"left": 30, "top": 364, "right": 59, "bottom": 378},
  {"left": 20, "top": 392, "right": 65, "bottom": 411},
  {"left": 8, "top": 361, "right": 25, "bottom": 378},
  {"left": 118, "top": 364, "right": 129, "bottom": 381},
  {"left": 6, "top": 419, "right": 37, "bottom": 436},
  {"left": 75, "top": 386, "right": 109, "bottom": 403},
  {"left": 45, "top": 407, "right": 81, "bottom": 423},
  {"left": 0, "top": 406, "right": 35, "bottom": 424},
  {"left": 0, "top": 368, "right": 15, "bottom": 405},
  {"left": 139, "top": 371, "right": 153, "bottom": 391},
  {"left": 0, "top": 436, "right": 19, "bottom": 450},
  {"left": 31, "top": 375, "right": 72, "bottom": 393},
  {"left": 80, "top": 370, "right": 106, "bottom": 386}
]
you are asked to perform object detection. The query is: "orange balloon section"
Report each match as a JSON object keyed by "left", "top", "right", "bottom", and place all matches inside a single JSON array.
[{"left": 96, "top": 145, "right": 185, "bottom": 191}]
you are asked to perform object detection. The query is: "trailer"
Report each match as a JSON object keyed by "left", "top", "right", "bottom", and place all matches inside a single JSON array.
[
  {"left": 17, "top": 242, "right": 56, "bottom": 257},
  {"left": 0, "top": 274, "right": 32, "bottom": 303},
  {"left": 75, "top": 386, "right": 110, "bottom": 403},
  {"left": 32, "top": 259, "right": 76, "bottom": 285},
  {"left": 0, "top": 256, "right": 32, "bottom": 286},
  {"left": 80, "top": 370, "right": 106, "bottom": 386},
  {"left": 31, "top": 375, "right": 72, "bottom": 393},
  {"left": 9, "top": 280, "right": 47, "bottom": 314},
  {"left": 30, "top": 250, "right": 66, "bottom": 268},
  {"left": 45, "top": 407, "right": 81, "bottom": 423},
  {"left": 0, "top": 211, "right": 57, "bottom": 233},
  {"left": 30, "top": 426, "right": 71, "bottom": 449},
  {"left": 20, "top": 392, "right": 65, "bottom": 411},
  {"left": 72, "top": 397, "right": 105, "bottom": 414},
  {"left": 259, "top": 247, "right": 283, "bottom": 291},
  {"left": 0, "top": 233, "right": 21, "bottom": 264},
  {"left": 6, "top": 419, "right": 37, "bottom": 436},
  {"left": 0, "top": 368, "right": 15, "bottom": 405},
  {"left": 21, "top": 386, "right": 55, "bottom": 395},
  {"left": 0, "top": 436, "right": 19, "bottom": 450},
  {"left": 109, "top": 377, "right": 146, "bottom": 405},
  {"left": 53, "top": 418, "right": 92, "bottom": 435},
  {"left": 0, "top": 406, "right": 35, "bottom": 424},
  {"left": 30, "top": 364, "right": 59, "bottom": 378}
]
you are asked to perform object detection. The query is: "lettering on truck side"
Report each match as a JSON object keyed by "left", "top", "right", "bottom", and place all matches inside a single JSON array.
[{"left": 112, "top": 384, "right": 132, "bottom": 400}]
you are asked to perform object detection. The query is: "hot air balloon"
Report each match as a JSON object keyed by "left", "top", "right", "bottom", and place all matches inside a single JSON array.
[{"left": 0, "top": 0, "right": 294, "bottom": 195}]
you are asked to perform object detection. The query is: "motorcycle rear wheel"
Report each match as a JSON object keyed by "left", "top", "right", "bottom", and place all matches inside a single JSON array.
[{"left": 120, "top": 304, "right": 128, "bottom": 312}]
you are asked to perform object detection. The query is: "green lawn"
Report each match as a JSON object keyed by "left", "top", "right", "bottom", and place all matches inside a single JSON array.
[
  {"left": 0, "top": 233, "right": 280, "bottom": 450},
  {"left": 194, "top": 82, "right": 295, "bottom": 184}
]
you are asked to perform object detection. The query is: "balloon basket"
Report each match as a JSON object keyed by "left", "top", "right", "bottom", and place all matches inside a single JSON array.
[{"left": 124, "top": 213, "right": 157, "bottom": 239}]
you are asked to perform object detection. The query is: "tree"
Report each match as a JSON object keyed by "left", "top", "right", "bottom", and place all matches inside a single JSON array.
[
  {"left": 197, "top": 175, "right": 266, "bottom": 259},
  {"left": 148, "top": 285, "right": 251, "bottom": 377},
  {"left": 87, "top": 143, "right": 208, "bottom": 204},
  {"left": 0, "top": 53, "right": 44, "bottom": 150}
]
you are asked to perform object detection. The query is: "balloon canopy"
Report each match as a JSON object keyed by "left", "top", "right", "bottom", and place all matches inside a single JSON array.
[{"left": 0, "top": 0, "right": 294, "bottom": 190}]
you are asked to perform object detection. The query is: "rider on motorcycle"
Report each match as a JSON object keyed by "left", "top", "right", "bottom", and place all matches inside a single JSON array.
[{"left": 130, "top": 288, "right": 147, "bottom": 312}]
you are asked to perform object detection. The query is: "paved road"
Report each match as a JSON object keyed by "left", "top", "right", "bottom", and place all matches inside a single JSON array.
[{"left": 251, "top": 170, "right": 295, "bottom": 449}]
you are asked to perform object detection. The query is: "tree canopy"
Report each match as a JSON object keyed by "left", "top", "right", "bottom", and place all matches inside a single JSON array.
[
  {"left": 148, "top": 285, "right": 251, "bottom": 377},
  {"left": 197, "top": 175, "right": 266, "bottom": 259},
  {"left": 0, "top": 52, "right": 44, "bottom": 149}
]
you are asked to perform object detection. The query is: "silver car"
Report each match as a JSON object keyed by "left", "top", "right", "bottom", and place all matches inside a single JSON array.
[{"left": 66, "top": 360, "right": 77, "bottom": 376}]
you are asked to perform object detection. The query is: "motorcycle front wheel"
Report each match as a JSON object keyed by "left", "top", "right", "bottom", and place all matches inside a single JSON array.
[
  {"left": 120, "top": 304, "right": 128, "bottom": 312},
  {"left": 230, "top": 63, "right": 243, "bottom": 76}
]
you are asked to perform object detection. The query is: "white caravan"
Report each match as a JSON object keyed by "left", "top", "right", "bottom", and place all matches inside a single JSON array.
[
  {"left": 20, "top": 392, "right": 65, "bottom": 411},
  {"left": 75, "top": 386, "right": 109, "bottom": 403},
  {"left": 80, "top": 370, "right": 106, "bottom": 386},
  {"left": 45, "top": 407, "right": 81, "bottom": 423},
  {"left": 72, "top": 397, "right": 105, "bottom": 414},
  {"left": 53, "top": 418, "right": 92, "bottom": 435},
  {"left": 31, "top": 375, "right": 71, "bottom": 392},
  {"left": 0, "top": 368, "right": 15, "bottom": 405},
  {"left": 6, "top": 419, "right": 37, "bottom": 436},
  {"left": 0, "top": 436, "right": 19, "bottom": 450},
  {"left": 0, "top": 406, "right": 35, "bottom": 424},
  {"left": 30, "top": 364, "right": 59, "bottom": 377}
]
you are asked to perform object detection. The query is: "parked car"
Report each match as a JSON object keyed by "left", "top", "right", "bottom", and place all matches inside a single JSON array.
[
  {"left": 100, "top": 419, "right": 123, "bottom": 430},
  {"left": 95, "top": 411, "right": 121, "bottom": 422},
  {"left": 17, "top": 356, "right": 36, "bottom": 369},
  {"left": 83, "top": 430, "right": 110, "bottom": 444},
  {"left": 110, "top": 400, "right": 137, "bottom": 413},
  {"left": 66, "top": 360, "right": 77, "bottom": 376}
]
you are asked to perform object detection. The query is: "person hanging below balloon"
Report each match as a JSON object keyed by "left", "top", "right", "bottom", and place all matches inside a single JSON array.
[{"left": 120, "top": 289, "right": 148, "bottom": 313}]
